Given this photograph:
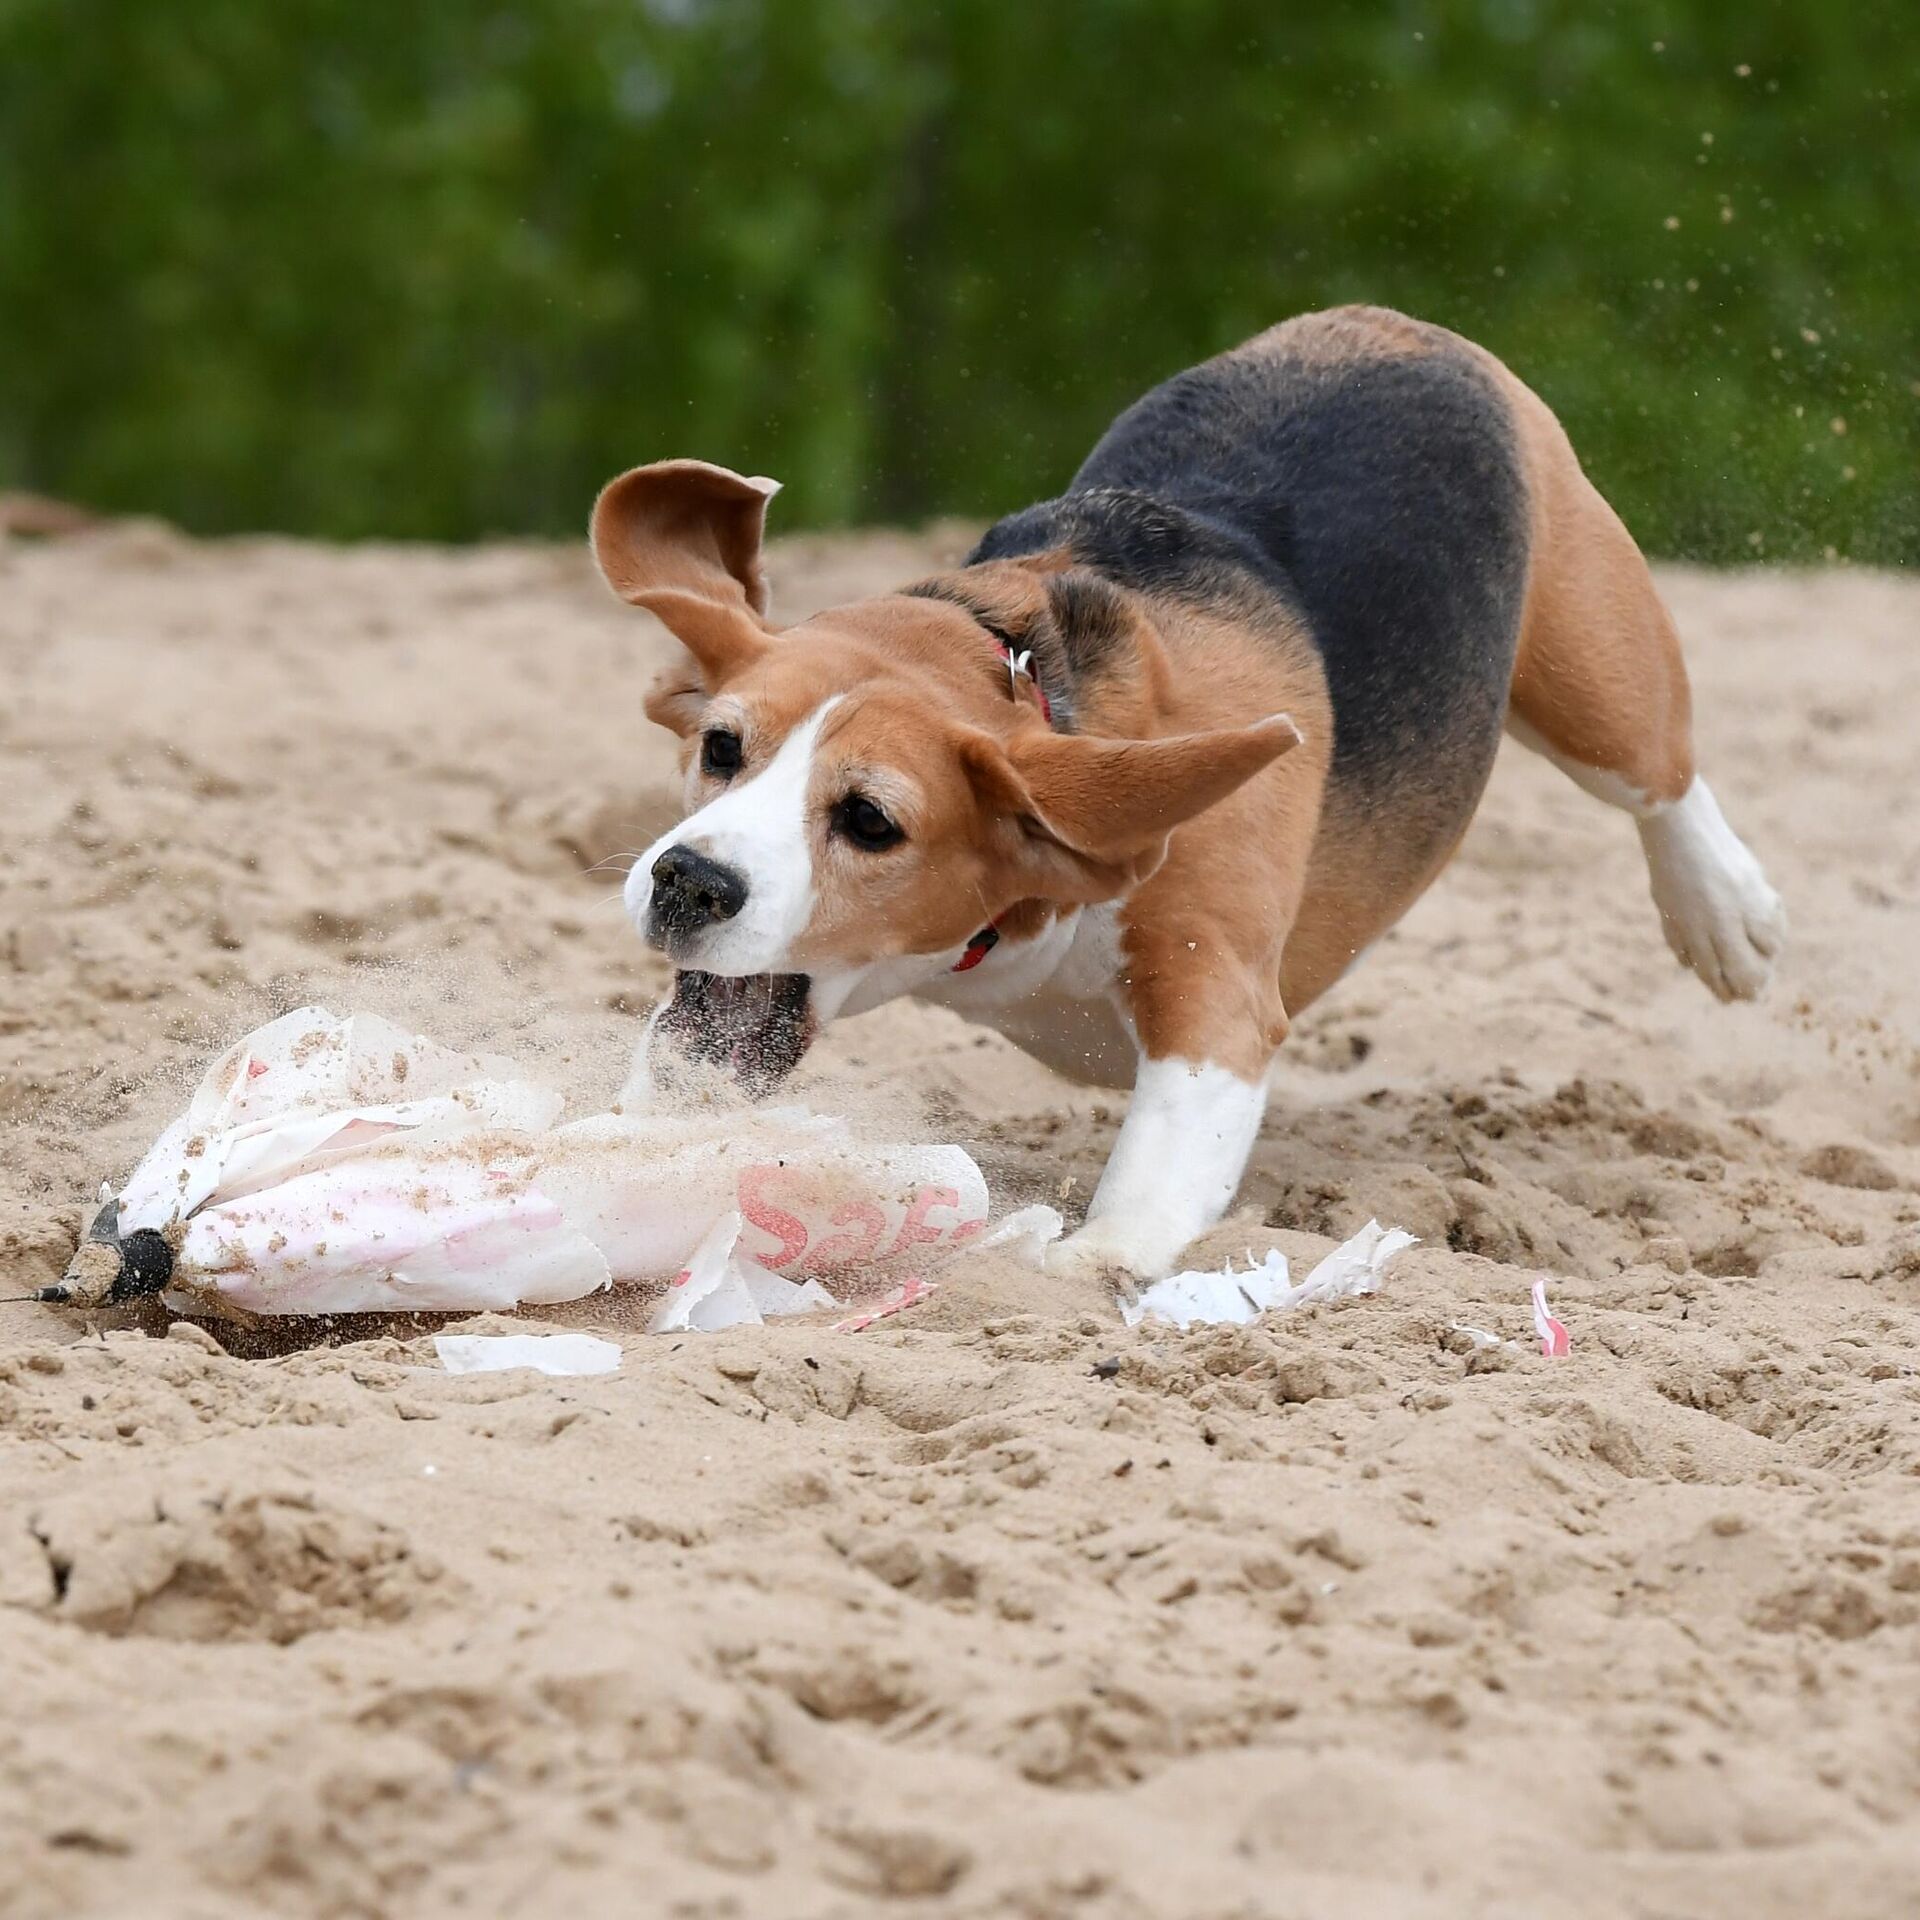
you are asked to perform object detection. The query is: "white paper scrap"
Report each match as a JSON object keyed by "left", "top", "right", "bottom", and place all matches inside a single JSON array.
[
  {"left": 1121, "top": 1219, "right": 1417, "bottom": 1330},
  {"left": 434, "top": 1332, "right": 623, "bottom": 1377}
]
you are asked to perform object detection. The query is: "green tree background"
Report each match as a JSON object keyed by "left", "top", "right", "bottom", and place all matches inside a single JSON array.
[{"left": 1, "top": 0, "right": 1914, "bottom": 559}]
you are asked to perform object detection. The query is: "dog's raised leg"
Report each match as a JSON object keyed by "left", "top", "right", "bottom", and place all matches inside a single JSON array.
[
  {"left": 1633, "top": 780, "right": 1786, "bottom": 1000},
  {"left": 1502, "top": 398, "right": 1784, "bottom": 1000}
]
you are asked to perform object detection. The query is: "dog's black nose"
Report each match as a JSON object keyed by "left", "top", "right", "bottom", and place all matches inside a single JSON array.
[{"left": 649, "top": 845, "right": 748, "bottom": 936}]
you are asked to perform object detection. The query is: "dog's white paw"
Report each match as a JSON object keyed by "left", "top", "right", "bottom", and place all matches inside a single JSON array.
[
  {"left": 1045, "top": 1215, "right": 1186, "bottom": 1284},
  {"left": 1639, "top": 779, "right": 1787, "bottom": 1002}
]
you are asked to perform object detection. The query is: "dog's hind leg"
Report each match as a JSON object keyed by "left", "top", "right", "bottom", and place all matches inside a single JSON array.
[{"left": 1499, "top": 378, "right": 1785, "bottom": 1000}]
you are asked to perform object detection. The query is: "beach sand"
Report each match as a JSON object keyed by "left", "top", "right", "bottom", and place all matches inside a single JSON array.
[{"left": 2, "top": 518, "right": 1918, "bottom": 1917}]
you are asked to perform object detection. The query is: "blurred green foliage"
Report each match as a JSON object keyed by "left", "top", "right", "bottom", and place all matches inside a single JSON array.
[{"left": 1, "top": 0, "right": 1915, "bottom": 559}]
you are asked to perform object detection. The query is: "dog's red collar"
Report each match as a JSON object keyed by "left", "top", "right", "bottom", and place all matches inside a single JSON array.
[{"left": 951, "top": 921, "right": 1001, "bottom": 973}]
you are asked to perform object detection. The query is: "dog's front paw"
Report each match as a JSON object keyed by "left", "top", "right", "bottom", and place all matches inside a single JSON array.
[{"left": 1045, "top": 1215, "right": 1187, "bottom": 1284}]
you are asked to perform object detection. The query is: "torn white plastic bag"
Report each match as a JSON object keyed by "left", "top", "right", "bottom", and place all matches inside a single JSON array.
[
  {"left": 85, "top": 1006, "right": 990, "bottom": 1318},
  {"left": 1121, "top": 1219, "right": 1417, "bottom": 1330}
]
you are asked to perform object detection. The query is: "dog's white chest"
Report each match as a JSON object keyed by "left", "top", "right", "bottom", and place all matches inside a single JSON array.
[
  {"left": 1052, "top": 902, "right": 1126, "bottom": 999},
  {"left": 925, "top": 903, "right": 1136, "bottom": 1087},
  {"left": 923, "top": 903, "right": 1124, "bottom": 1009}
]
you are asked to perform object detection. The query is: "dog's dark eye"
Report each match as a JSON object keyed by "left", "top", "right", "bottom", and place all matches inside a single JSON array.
[
  {"left": 701, "top": 729, "right": 743, "bottom": 778},
  {"left": 832, "top": 794, "right": 904, "bottom": 852}
]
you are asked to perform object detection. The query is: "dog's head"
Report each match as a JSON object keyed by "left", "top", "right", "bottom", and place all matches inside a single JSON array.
[{"left": 594, "top": 459, "right": 1299, "bottom": 1090}]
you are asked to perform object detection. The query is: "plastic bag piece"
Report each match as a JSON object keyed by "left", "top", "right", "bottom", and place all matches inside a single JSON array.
[
  {"left": 434, "top": 1332, "right": 623, "bottom": 1377},
  {"left": 1121, "top": 1219, "right": 1418, "bottom": 1330},
  {"left": 1532, "top": 1278, "right": 1572, "bottom": 1357},
  {"left": 972, "top": 1204, "right": 1064, "bottom": 1265},
  {"left": 650, "top": 1212, "right": 840, "bottom": 1334},
  {"left": 1291, "top": 1220, "right": 1419, "bottom": 1304},
  {"left": 85, "top": 1005, "right": 989, "bottom": 1319},
  {"left": 1450, "top": 1322, "right": 1515, "bottom": 1352},
  {"left": 834, "top": 1275, "right": 940, "bottom": 1334},
  {"left": 1118, "top": 1257, "right": 1285, "bottom": 1331}
]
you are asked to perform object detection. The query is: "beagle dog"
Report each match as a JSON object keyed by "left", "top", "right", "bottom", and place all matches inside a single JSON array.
[{"left": 592, "top": 304, "right": 1785, "bottom": 1281}]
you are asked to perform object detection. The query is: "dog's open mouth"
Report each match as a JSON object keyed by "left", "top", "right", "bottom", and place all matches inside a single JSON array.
[{"left": 653, "top": 970, "right": 815, "bottom": 1096}]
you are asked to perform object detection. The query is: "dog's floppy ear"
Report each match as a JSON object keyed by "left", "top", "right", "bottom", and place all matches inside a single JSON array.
[
  {"left": 591, "top": 459, "right": 779, "bottom": 687},
  {"left": 963, "top": 714, "right": 1303, "bottom": 899}
]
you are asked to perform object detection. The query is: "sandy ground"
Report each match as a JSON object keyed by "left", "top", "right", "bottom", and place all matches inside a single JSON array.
[{"left": 2, "top": 517, "right": 1919, "bottom": 1920}]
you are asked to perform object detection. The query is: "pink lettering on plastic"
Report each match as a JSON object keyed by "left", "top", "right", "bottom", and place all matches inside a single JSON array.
[
  {"left": 797, "top": 1199, "right": 886, "bottom": 1278},
  {"left": 887, "top": 1185, "right": 961, "bottom": 1258},
  {"left": 737, "top": 1163, "right": 809, "bottom": 1269}
]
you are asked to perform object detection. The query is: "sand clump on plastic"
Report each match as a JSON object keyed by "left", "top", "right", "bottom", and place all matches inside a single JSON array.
[{"left": 3, "top": 516, "right": 1919, "bottom": 1919}]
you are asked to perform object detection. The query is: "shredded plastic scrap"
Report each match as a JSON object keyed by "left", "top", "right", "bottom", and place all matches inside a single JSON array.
[
  {"left": 835, "top": 1275, "right": 942, "bottom": 1333},
  {"left": 650, "top": 1211, "right": 842, "bottom": 1334},
  {"left": 1121, "top": 1219, "right": 1418, "bottom": 1330},
  {"left": 1532, "top": 1277, "right": 1572, "bottom": 1357},
  {"left": 1450, "top": 1282, "right": 1576, "bottom": 1360}
]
